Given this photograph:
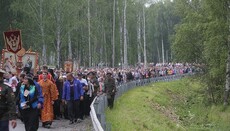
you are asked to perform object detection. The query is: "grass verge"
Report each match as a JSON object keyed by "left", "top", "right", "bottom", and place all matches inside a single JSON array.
[{"left": 106, "top": 78, "right": 230, "bottom": 131}]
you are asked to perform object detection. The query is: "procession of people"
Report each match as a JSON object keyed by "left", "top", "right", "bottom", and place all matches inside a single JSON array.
[{"left": 0, "top": 62, "right": 193, "bottom": 131}]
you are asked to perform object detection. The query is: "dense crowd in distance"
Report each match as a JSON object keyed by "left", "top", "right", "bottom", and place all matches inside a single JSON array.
[{"left": 1, "top": 62, "right": 194, "bottom": 130}]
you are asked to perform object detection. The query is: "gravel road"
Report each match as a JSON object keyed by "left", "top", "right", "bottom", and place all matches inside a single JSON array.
[{"left": 10, "top": 117, "right": 93, "bottom": 131}]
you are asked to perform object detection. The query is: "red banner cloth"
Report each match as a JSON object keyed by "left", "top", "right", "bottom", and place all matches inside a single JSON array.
[{"left": 3, "top": 30, "right": 22, "bottom": 53}]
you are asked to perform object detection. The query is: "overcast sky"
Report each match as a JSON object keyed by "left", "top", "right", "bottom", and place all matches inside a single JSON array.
[
  {"left": 145, "top": 0, "right": 173, "bottom": 7},
  {"left": 145, "top": 0, "right": 160, "bottom": 7}
]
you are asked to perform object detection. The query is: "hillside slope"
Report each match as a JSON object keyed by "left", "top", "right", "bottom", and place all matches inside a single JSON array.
[{"left": 106, "top": 78, "right": 230, "bottom": 131}]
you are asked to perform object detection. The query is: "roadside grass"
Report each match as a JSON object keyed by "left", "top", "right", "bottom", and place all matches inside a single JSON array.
[{"left": 106, "top": 78, "right": 230, "bottom": 131}]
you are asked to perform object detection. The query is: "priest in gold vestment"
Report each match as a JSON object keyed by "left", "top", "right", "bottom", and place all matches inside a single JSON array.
[{"left": 38, "top": 71, "right": 58, "bottom": 128}]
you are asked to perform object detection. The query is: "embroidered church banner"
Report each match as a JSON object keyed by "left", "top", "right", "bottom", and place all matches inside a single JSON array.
[{"left": 3, "top": 30, "right": 22, "bottom": 53}]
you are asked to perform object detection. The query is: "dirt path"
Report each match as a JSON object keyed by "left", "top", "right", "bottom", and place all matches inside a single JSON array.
[{"left": 11, "top": 117, "right": 93, "bottom": 131}]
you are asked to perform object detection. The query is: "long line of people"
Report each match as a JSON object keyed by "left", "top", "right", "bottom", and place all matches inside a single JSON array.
[{"left": 1, "top": 63, "right": 193, "bottom": 130}]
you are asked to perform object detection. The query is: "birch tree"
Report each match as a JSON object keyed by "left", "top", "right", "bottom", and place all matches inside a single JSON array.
[
  {"left": 161, "top": 36, "right": 165, "bottom": 65},
  {"left": 39, "top": 0, "right": 47, "bottom": 65},
  {"left": 68, "top": 31, "right": 72, "bottom": 60},
  {"left": 117, "top": 0, "right": 123, "bottom": 67},
  {"left": 55, "top": 1, "right": 61, "bottom": 67},
  {"left": 88, "top": 0, "right": 92, "bottom": 67},
  {"left": 143, "top": 6, "right": 147, "bottom": 68},
  {"left": 224, "top": 1, "right": 230, "bottom": 105},
  {"left": 112, "top": 0, "right": 116, "bottom": 67},
  {"left": 10, "top": 0, "right": 48, "bottom": 64},
  {"left": 137, "top": 12, "right": 142, "bottom": 64},
  {"left": 123, "top": 0, "right": 128, "bottom": 68}
]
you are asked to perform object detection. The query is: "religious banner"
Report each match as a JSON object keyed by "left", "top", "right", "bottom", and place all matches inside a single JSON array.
[
  {"left": 64, "top": 60, "right": 73, "bottom": 73},
  {"left": 1, "top": 49, "right": 39, "bottom": 74},
  {"left": 3, "top": 30, "right": 22, "bottom": 53}
]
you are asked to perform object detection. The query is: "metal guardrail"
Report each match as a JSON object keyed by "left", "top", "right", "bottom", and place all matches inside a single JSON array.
[{"left": 90, "top": 73, "right": 192, "bottom": 131}]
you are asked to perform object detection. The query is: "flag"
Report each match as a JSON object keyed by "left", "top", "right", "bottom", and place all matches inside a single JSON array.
[{"left": 3, "top": 30, "right": 22, "bottom": 53}]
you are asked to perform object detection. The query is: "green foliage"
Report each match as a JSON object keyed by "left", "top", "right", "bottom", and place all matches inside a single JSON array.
[
  {"left": 0, "top": 0, "right": 181, "bottom": 66},
  {"left": 106, "top": 78, "right": 230, "bottom": 130},
  {"left": 0, "top": 0, "right": 15, "bottom": 51},
  {"left": 146, "top": 1, "right": 179, "bottom": 63},
  {"left": 172, "top": 0, "right": 229, "bottom": 102},
  {"left": 1, "top": 0, "right": 228, "bottom": 86}
]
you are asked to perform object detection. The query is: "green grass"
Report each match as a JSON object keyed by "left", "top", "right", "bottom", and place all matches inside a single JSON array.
[{"left": 105, "top": 78, "right": 230, "bottom": 131}]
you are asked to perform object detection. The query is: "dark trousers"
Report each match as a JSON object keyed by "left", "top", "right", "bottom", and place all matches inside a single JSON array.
[
  {"left": 0, "top": 120, "right": 9, "bottom": 131},
  {"left": 84, "top": 94, "right": 91, "bottom": 116},
  {"left": 54, "top": 99, "right": 61, "bottom": 118},
  {"left": 79, "top": 100, "right": 84, "bottom": 119},
  {"left": 21, "top": 108, "right": 39, "bottom": 131},
  {"left": 86, "top": 94, "right": 96, "bottom": 114},
  {"left": 67, "top": 100, "right": 80, "bottom": 121},
  {"left": 63, "top": 104, "right": 69, "bottom": 119},
  {"left": 107, "top": 94, "right": 115, "bottom": 109}
]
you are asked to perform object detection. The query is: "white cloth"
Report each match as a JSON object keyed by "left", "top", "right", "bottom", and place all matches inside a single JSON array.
[
  {"left": 8, "top": 76, "right": 18, "bottom": 85},
  {"left": 79, "top": 78, "right": 88, "bottom": 86}
]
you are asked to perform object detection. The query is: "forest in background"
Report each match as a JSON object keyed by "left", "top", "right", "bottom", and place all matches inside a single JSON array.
[
  {"left": 0, "top": 0, "right": 178, "bottom": 67},
  {"left": 0, "top": 0, "right": 230, "bottom": 103}
]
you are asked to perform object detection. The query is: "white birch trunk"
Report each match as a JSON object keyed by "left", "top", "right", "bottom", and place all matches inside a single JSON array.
[
  {"left": 112, "top": 0, "right": 116, "bottom": 67},
  {"left": 160, "top": 10, "right": 165, "bottom": 65},
  {"left": 39, "top": 0, "right": 46, "bottom": 65},
  {"left": 49, "top": 52, "right": 52, "bottom": 65},
  {"left": 225, "top": 50, "right": 230, "bottom": 88},
  {"left": 53, "top": 52, "right": 56, "bottom": 65},
  {"left": 42, "top": 44, "right": 46, "bottom": 64},
  {"left": 161, "top": 37, "right": 165, "bottom": 65},
  {"left": 224, "top": 1, "right": 230, "bottom": 105},
  {"left": 73, "top": 58, "right": 77, "bottom": 71},
  {"left": 56, "top": 5, "right": 61, "bottom": 68},
  {"left": 123, "top": 0, "right": 128, "bottom": 68},
  {"left": 137, "top": 13, "right": 141, "bottom": 64},
  {"left": 88, "top": 0, "right": 91, "bottom": 67},
  {"left": 68, "top": 31, "right": 72, "bottom": 60},
  {"left": 224, "top": 46, "right": 230, "bottom": 105},
  {"left": 100, "top": 25, "right": 105, "bottom": 63},
  {"left": 104, "top": 29, "right": 108, "bottom": 66},
  {"left": 143, "top": 7, "right": 147, "bottom": 68},
  {"left": 157, "top": 42, "right": 160, "bottom": 62},
  {"left": 117, "top": 0, "right": 123, "bottom": 67}
]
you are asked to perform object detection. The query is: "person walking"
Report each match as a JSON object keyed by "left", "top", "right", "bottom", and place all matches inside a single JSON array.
[
  {"left": 87, "top": 72, "right": 99, "bottom": 99},
  {"left": 38, "top": 71, "right": 58, "bottom": 128},
  {"left": 104, "top": 72, "right": 116, "bottom": 109},
  {"left": 18, "top": 75, "right": 43, "bottom": 131},
  {"left": 15, "top": 73, "right": 26, "bottom": 121},
  {"left": 0, "top": 69, "right": 17, "bottom": 131},
  {"left": 62, "top": 73, "right": 84, "bottom": 124},
  {"left": 77, "top": 72, "right": 88, "bottom": 119},
  {"left": 86, "top": 72, "right": 99, "bottom": 114},
  {"left": 38, "top": 65, "right": 55, "bottom": 83}
]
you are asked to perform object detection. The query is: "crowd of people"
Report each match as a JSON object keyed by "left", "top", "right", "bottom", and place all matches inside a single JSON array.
[{"left": 0, "top": 62, "right": 193, "bottom": 131}]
